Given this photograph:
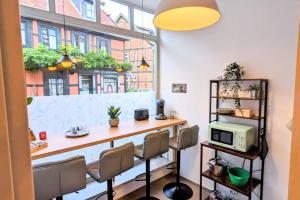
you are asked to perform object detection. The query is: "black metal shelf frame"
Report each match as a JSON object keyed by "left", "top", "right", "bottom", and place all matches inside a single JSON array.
[{"left": 200, "top": 79, "right": 268, "bottom": 200}]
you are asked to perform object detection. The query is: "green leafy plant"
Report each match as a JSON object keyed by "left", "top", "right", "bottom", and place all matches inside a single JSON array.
[
  {"left": 246, "top": 84, "right": 260, "bottom": 92},
  {"left": 23, "top": 45, "right": 60, "bottom": 72},
  {"left": 116, "top": 62, "right": 133, "bottom": 72},
  {"left": 82, "top": 51, "right": 117, "bottom": 69},
  {"left": 218, "top": 62, "right": 245, "bottom": 109},
  {"left": 27, "top": 97, "right": 33, "bottom": 106},
  {"left": 107, "top": 106, "right": 121, "bottom": 119}
]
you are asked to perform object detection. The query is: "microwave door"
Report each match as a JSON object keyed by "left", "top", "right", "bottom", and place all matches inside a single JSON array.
[
  {"left": 211, "top": 128, "right": 234, "bottom": 148},
  {"left": 219, "top": 130, "right": 234, "bottom": 146}
]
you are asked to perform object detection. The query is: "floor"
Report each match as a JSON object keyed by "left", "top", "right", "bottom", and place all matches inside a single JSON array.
[{"left": 92, "top": 174, "right": 209, "bottom": 200}]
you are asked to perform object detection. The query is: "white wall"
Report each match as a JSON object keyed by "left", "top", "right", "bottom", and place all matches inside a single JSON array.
[{"left": 159, "top": 0, "right": 300, "bottom": 199}]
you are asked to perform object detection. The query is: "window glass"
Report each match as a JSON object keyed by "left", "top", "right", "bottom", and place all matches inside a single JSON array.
[
  {"left": 97, "top": 36, "right": 111, "bottom": 53},
  {"left": 134, "top": 9, "right": 155, "bottom": 35},
  {"left": 21, "top": 21, "right": 27, "bottom": 46},
  {"left": 81, "top": 0, "right": 96, "bottom": 21},
  {"left": 44, "top": 72, "right": 69, "bottom": 96},
  {"left": 79, "top": 74, "right": 95, "bottom": 94},
  {"left": 100, "top": 0, "right": 130, "bottom": 30},
  {"left": 72, "top": 31, "right": 87, "bottom": 53},
  {"left": 40, "top": 25, "right": 58, "bottom": 50}
]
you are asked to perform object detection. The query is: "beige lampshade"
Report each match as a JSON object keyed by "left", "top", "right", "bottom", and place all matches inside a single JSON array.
[{"left": 153, "top": 0, "right": 221, "bottom": 31}]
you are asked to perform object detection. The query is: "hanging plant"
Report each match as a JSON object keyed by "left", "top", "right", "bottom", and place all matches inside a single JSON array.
[
  {"left": 116, "top": 62, "right": 133, "bottom": 72},
  {"left": 218, "top": 62, "right": 245, "bottom": 109},
  {"left": 23, "top": 45, "right": 60, "bottom": 72}
]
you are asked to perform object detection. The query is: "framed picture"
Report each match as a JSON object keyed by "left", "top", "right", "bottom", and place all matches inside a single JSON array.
[{"left": 172, "top": 83, "right": 187, "bottom": 93}]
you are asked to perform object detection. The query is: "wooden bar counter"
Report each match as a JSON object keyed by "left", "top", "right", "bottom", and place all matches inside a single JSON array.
[{"left": 31, "top": 118, "right": 186, "bottom": 160}]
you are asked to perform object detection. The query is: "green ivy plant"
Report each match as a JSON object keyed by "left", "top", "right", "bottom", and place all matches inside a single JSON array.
[
  {"left": 23, "top": 45, "right": 60, "bottom": 72},
  {"left": 107, "top": 106, "right": 121, "bottom": 119},
  {"left": 218, "top": 62, "right": 245, "bottom": 109},
  {"left": 23, "top": 45, "right": 133, "bottom": 72}
]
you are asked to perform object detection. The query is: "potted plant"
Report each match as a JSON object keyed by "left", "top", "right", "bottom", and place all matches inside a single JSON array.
[
  {"left": 218, "top": 62, "right": 245, "bottom": 109},
  {"left": 107, "top": 106, "right": 121, "bottom": 127},
  {"left": 246, "top": 84, "right": 261, "bottom": 99},
  {"left": 27, "top": 97, "right": 36, "bottom": 141}
]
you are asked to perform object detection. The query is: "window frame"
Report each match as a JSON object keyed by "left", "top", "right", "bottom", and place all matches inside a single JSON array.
[
  {"left": 21, "top": 19, "right": 32, "bottom": 48},
  {"left": 71, "top": 30, "right": 88, "bottom": 53},
  {"left": 38, "top": 23, "right": 60, "bottom": 50},
  {"left": 81, "top": 0, "right": 96, "bottom": 20},
  {"left": 78, "top": 72, "right": 96, "bottom": 94},
  {"left": 43, "top": 71, "right": 69, "bottom": 96},
  {"left": 96, "top": 36, "right": 111, "bottom": 54}
]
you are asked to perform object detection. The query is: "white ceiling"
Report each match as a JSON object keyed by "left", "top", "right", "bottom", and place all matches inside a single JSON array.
[{"left": 120, "top": 0, "right": 160, "bottom": 13}]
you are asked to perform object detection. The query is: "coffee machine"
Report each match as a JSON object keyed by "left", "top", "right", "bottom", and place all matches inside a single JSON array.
[{"left": 156, "top": 99, "right": 167, "bottom": 120}]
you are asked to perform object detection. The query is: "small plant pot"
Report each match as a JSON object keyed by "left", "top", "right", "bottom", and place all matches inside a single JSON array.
[
  {"left": 109, "top": 119, "right": 119, "bottom": 127},
  {"left": 250, "top": 90, "right": 260, "bottom": 99}
]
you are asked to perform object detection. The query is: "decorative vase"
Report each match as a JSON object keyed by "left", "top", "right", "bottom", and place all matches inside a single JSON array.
[
  {"left": 250, "top": 90, "right": 260, "bottom": 99},
  {"left": 109, "top": 119, "right": 119, "bottom": 127}
]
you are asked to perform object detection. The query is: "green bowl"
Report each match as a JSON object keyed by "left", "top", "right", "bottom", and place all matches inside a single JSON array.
[{"left": 228, "top": 167, "right": 250, "bottom": 187}]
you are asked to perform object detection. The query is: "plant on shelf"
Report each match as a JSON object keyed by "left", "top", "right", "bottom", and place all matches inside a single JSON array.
[
  {"left": 218, "top": 62, "right": 245, "bottom": 109},
  {"left": 246, "top": 84, "right": 261, "bottom": 99},
  {"left": 107, "top": 106, "right": 121, "bottom": 127}
]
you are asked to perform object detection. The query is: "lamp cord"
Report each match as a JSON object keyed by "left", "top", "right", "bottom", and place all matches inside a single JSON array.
[{"left": 63, "top": 0, "right": 67, "bottom": 50}]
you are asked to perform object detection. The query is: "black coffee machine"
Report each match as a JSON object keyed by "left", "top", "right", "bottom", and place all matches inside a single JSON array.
[{"left": 156, "top": 99, "right": 167, "bottom": 120}]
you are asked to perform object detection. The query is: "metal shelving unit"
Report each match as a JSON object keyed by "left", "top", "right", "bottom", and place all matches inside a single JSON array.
[{"left": 200, "top": 79, "right": 268, "bottom": 200}]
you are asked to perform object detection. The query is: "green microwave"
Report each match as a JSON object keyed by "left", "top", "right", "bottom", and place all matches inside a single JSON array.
[{"left": 208, "top": 122, "right": 256, "bottom": 152}]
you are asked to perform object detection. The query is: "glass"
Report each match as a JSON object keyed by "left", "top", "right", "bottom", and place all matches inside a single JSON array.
[
  {"left": 72, "top": 31, "right": 87, "bottom": 53},
  {"left": 100, "top": 0, "right": 130, "bottom": 30},
  {"left": 55, "top": 0, "right": 96, "bottom": 22},
  {"left": 21, "top": 21, "right": 27, "bottom": 46},
  {"left": 134, "top": 9, "right": 156, "bottom": 35},
  {"left": 79, "top": 75, "right": 94, "bottom": 94}
]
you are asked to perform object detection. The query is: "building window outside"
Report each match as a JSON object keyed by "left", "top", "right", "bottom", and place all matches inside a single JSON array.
[
  {"left": 44, "top": 72, "right": 69, "bottom": 96},
  {"left": 21, "top": 20, "right": 31, "bottom": 47},
  {"left": 102, "top": 74, "right": 118, "bottom": 93},
  {"left": 81, "top": 0, "right": 95, "bottom": 20},
  {"left": 72, "top": 31, "right": 87, "bottom": 53},
  {"left": 79, "top": 74, "right": 95, "bottom": 94},
  {"left": 124, "top": 52, "right": 129, "bottom": 62},
  {"left": 96, "top": 36, "right": 111, "bottom": 54},
  {"left": 39, "top": 25, "right": 59, "bottom": 50}
]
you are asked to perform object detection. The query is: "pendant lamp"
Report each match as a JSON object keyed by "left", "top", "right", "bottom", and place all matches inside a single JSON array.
[
  {"left": 49, "top": 0, "right": 75, "bottom": 71},
  {"left": 153, "top": 0, "right": 221, "bottom": 31},
  {"left": 138, "top": 0, "right": 150, "bottom": 70}
]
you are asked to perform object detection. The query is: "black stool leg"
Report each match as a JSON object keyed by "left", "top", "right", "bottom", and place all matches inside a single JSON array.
[
  {"left": 56, "top": 197, "right": 63, "bottom": 200},
  {"left": 163, "top": 151, "right": 193, "bottom": 200},
  {"left": 137, "top": 160, "right": 160, "bottom": 200},
  {"left": 107, "top": 179, "right": 113, "bottom": 200}
]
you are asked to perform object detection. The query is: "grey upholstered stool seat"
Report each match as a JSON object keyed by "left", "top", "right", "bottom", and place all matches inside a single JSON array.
[
  {"left": 32, "top": 155, "right": 87, "bottom": 200},
  {"left": 87, "top": 142, "right": 134, "bottom": 200},
  {"left": 134, "top": 130, "right": 170, "bottom": 200},
  {"left": 163, "top": 125, "right": 199, "bottom": 200}
]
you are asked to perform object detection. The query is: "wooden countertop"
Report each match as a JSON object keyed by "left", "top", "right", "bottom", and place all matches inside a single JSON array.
[{"left": 31, "top": 118, "right": 186, "bottom": 160}]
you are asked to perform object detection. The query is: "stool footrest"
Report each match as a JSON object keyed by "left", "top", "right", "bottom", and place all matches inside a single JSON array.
[
  {"left": 95, "top": 190, "right": 116, "bottom": 200},
  {"left": 134, "top": 172, "right": 152, "bottom": 182},
  {"left": 166, "top": 162, "right": 177, "bottom": 170}
]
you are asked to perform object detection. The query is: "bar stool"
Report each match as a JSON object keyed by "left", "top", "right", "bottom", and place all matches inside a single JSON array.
[
  {"left": 163, "top": 125, "right": 199, "bottom": 200},
  {"left": 87, "top": 142, "right": 134, "bottom": 200},
  {"left": 32, "top": 155, "right": 87, "bottom": 200},
  {"left": 134, "top": 130, "right": 170, "bottom": 200}
]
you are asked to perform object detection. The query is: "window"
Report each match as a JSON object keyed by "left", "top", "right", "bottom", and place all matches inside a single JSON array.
[
  {"left": 72, "top": 31, "right": 87, "bottom": 53},
  {"left": 81, "top": 0, "right": 96, "bottom": 20},
  {"left": 124, "top": 52, "right": 129, "bottom": 62},
  {"left": 39, "top": 25, "right": 59, "bottom": 50},
  {"left": 79, "top": 74, "right": 95, "bottom": 94},
  {"left": 21, "top": 21, "right": 28, "bottom": 47},
  {"left": 134, "top": 9, "right": 156, "bottom": 35},
  {"left": 96, "top": 36, "right": 111, "bottom": 53},
  {"left": 102, "top": 74, "right": 118, "bottom": 93},
  {"left": 100, "top": 0, "right": 130, "bottom": 30},
  {"left": 44, "top": 72, "right": 69, "bottom": 96}
]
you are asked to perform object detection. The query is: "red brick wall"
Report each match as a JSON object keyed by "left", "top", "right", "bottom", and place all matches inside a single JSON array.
[{"left": 19, "top": 0, "right": 49, "bottom": 11}]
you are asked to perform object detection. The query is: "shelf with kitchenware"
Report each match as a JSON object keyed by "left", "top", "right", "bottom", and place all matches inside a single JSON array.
[{"left": 200, "top": 79, "right": 268, "bottom": 200}]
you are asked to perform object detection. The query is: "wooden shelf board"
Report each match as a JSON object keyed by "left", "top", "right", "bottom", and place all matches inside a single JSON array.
[
  {"left": 201, "top": 141, "right": 259, "bottom": 160},
  {"left": 211, "top": 112, "right": 263, "bottom": 120},
  {"left": 210, "top": 79, "right": 268, "bottom": 82},
  {"left": 211, "top": 96, "right": 263, "bottom": 100},
  {"left": 202, "top": 170, "right": 261, "bottom": 196}
]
